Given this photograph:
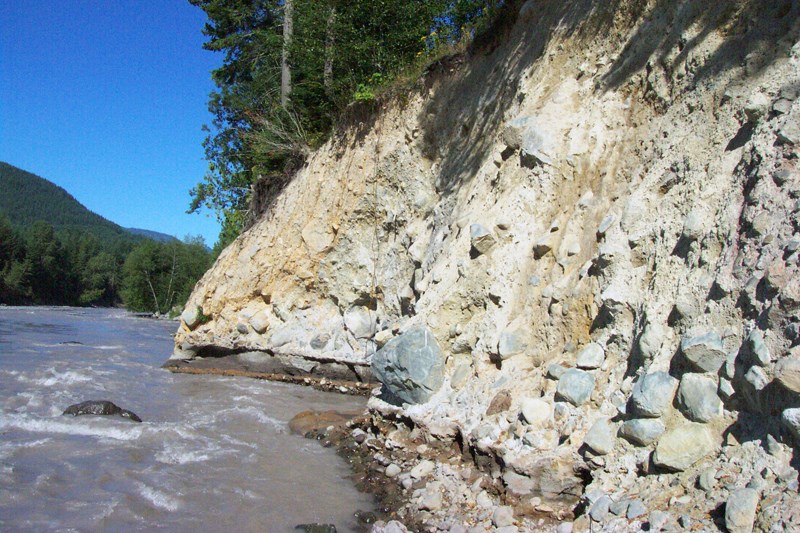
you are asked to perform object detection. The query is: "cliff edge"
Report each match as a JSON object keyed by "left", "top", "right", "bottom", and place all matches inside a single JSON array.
[{"left": 173, "top": 0, "right": 800, "bottom": 530}]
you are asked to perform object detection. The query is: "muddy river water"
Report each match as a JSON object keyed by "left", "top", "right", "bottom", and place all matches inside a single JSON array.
[{"left": 0, "top": 306, "right": 373, "bottom": 532}]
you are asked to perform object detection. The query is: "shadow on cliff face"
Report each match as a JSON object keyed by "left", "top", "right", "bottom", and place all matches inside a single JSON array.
[
  {"left": 416, "top": 0, "right": 798, "bottom": 200},
  {"left": 417, "top": 0, "right": 613, "bottom": 197},
  {"left": 600, "top": 0, "right": 800, "bottom": 92}
]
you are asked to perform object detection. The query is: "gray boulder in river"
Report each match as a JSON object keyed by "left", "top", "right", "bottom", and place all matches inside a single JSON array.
[{"left": 63, "top": 400, "right": 142, "bottom": 423}]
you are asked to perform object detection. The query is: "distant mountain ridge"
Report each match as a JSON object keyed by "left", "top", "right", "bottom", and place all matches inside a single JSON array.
[
  {"left": 0, "top": 161, "right": 172, "bottom": 243},
  {"left": 125, "top": 227, "right": 178, "bottom": 243},
  {"left": 0, "top": 162, "right": 130, "bottom": 238}
]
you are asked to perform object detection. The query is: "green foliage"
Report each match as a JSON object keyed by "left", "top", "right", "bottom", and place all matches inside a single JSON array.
[
  {"left": 0, "top": 163, "right": 213, "bottom": 310},
  {"left": 0, "top": 162, "right": 142, "bottom": 250},
  {"left": 188, "top": 0, "right": 502, "bottom": 247},
  {"left": 120, "top": 238, "right": 212, "bottom": 314}
]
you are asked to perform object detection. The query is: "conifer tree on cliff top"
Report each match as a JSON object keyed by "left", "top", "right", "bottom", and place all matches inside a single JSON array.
[{"left": 188, "top": 0, "right": 501, "bottom": 250}]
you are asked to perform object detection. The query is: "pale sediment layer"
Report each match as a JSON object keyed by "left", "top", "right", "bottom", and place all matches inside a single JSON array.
[{"left": 175, "top": 0, "right": 800, "bottom": 530}]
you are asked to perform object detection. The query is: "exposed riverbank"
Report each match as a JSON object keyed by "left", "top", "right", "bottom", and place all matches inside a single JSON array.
[{"left": 173, "top": 0, "right": 800, "bottom": 531}]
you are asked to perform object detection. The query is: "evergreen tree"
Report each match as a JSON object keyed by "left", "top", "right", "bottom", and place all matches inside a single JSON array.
[{"left": 187, "top": 0, "right": 501, "bottom": 246}]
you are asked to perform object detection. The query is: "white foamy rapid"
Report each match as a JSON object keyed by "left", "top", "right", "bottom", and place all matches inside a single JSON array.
[
  {"left": 0, "top": 306, "right": 371, "bottom": 532},
  {"left": 0, "top": 413, "right": 144, "bottom": 441}
]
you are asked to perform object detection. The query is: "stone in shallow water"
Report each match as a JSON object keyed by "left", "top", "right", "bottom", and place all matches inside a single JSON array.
[
  {"left": 294, "top": 525, "right": 337, "bottom": 533},
  {"left": 372, "top": 328, "right": 445, "bottom": 404},
  {"left": 556, "top": 369, "right": 595, "bottom": 406},
  {"left": 63, "top": 400, "right": 142, "bottom": 423}
]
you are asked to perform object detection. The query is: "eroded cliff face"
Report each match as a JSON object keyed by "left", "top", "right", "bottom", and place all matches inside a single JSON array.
[{"left": 175, "top": 0, "right": 800, "bottom": 529}]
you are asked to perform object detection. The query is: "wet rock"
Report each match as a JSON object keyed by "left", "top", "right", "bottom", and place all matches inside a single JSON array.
[
  {"left": 677, "top": 373, "right": 722, "bottom": 422},
  {"left": 576, "top": 343, "right": 605, "bottom": 369},
  {"left": 295, "top": 525, "right": 337, "bottom": 533},
  {"left": 289, "top": 410, "right": 355, "bottom": 435},
  {"left": 653, "top": 423, "right": 718, "bottom": 471},
  {"left": 619, "top": 418, "right": 665, "bottom": 446},
  {"left": 352, "top": 428, "right": 368, "bottom": 443},
  {"left": 63, "top": 400, "right": 142, "bottom": 423},
  {"left": 556, "top": 369, "right": 596, "bottom": 406},
  {"left": 519, "top": 397, "right": 552, "bottom": 427},
  {"left": 680, "top": 332, "right": 727, "bottom": 373},
  {"left": 725, "top": 488, "right": 759, "bottom": 533},
  {"left": 372, "top": 328, "right": 445, "bottom": 404},
  {"left": 629, "top": 372, "right": 678, "bottom": 418},
  {"left": 470, "top": 224, "right": 497, "bottom": 255},
  {"left": 368, "top": 521, "right": 408, "bottom": 533},
  {"left": 583, "top": 418, "right": 616, "bottom": 455},
  {"left": 354, "top": 510, "right": 376, "bottom": 525},
  {"left": 492, "top": 505, "right": 514, "bottom": 528}
]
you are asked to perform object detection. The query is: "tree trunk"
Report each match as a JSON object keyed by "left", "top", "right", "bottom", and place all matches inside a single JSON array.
[
  {"left": 323, "top": 6, "right": 336, "bottom": 98},
  {"left": 281, "top": 0, "right": 293, "bottom": 109}
]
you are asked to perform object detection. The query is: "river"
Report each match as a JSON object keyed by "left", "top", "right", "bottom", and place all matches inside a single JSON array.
[{"left": 0, "top": 306, "right": 374, "bottom": 532}]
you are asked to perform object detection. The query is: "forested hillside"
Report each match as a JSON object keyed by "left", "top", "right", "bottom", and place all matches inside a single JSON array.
[
  {"left": 0, "top": 162, "right": 136, "bottom": 248},
  {"left": 0, "top": 162, "right": 211, "bottom": 311}
]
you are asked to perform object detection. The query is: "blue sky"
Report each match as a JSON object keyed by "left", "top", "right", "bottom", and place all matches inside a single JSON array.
[{"left": 0, "top": 0, "right": 222, "bottom": 246}]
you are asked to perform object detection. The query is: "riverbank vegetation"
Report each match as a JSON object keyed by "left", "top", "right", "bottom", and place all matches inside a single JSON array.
[
  {"left": 0, "top": 214, "right": 211, "bottom": 313},
  {"left": 0, "top": 163, "right": 212, "bottom": 312},
  {"left": 188, "top": 0, "right": 513, "bottom": 249}
]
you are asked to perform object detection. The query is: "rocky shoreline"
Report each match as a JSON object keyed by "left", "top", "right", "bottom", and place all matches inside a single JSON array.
[
  {"left": 294, "top": 392, "right": 800, "bottom": 533},
  {"left": 172, "top": 1, "right": 800, "bottom": 531}
]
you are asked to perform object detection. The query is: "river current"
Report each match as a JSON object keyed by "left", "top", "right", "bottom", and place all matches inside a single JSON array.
[{"left": 0, "top": 306, "right": 373, "bottom": 532}]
